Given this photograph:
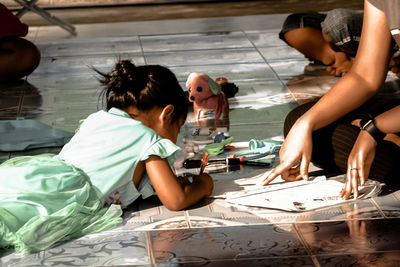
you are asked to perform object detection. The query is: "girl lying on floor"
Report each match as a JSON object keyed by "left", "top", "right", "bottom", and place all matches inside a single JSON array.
[{"left": 0, "top": 60, "right": 213, "bottom": 253}]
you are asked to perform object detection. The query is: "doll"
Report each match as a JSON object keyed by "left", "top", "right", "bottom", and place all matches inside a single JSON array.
[{"left": 186, "top": 72, "right": 230, "bottom": 121}]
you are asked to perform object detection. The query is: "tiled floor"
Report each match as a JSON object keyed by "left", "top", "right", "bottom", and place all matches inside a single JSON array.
[{"left": 1, "top": 13, "right": 400, "bottom": 267}]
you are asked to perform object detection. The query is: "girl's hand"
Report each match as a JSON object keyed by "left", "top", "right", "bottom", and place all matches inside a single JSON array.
[
  {"left": 262, "top": 120, "right": 313, "bottom": 185},
  {"left": 177, "top": 176, "right": 192, "bottom": 187},
  {"left": 193, "top": 173, "right": 214, "bottom": 196},
  {"left": 340, "top": 130, "right": 377, "bottom": 200}
]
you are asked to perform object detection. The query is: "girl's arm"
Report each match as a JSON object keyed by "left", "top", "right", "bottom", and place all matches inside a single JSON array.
[
  {"left": 145, "top": 155, "right": 213, "bottom": 211},
  {"left": 264, "top": 0, "right": 393, "bottom": 184}
]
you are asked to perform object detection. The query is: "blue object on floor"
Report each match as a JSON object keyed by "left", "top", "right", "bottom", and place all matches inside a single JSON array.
[
  {"left": 234, "top": 139, "right": 282, "bottom": 160},
  {"left": 0, "top": 119, "right": 73, "bottom": 151}
]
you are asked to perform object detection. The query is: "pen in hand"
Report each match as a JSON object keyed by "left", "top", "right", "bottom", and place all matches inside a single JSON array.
[{"left": 199, "top": 152, "right": 209, "bottom": 174}]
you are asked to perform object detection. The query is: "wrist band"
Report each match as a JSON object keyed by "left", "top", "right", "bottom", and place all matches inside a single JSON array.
[{"left": 360, "top": 116, "right": 385, "bottom": 143}]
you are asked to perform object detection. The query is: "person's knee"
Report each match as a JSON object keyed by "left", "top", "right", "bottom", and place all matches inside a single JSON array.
[
  {"left": 370, "top": 141, "right": 400, "bottom": 184},
  {"left": 0, "top": 37, "right": 41, "bottom": 81},
  {"left": 15, "top": 38, "right": 41, "bottom": 75},
  {"left": 331, "top": 123, "right": 359, "bottom": 172}
]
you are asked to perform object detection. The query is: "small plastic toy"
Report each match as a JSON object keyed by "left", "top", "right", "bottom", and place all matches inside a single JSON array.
[{"left": 186, "top": 72, "right": 230, "bottom": 120}]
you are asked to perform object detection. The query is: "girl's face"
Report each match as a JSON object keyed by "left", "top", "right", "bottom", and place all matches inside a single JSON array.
[
  {"left": 125, "top": 106, "right": 185, "bottom": 144},
  {"left": 158, "top": 116, "right": 185, "bottom": 144}
]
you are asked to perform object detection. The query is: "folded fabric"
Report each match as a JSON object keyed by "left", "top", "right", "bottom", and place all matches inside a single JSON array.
[
  {"left": 0, "top": 154, "right": 123, "bottom": 253},
  {"left": 0, "top": 120, "right": 73, "bottom": 151}
]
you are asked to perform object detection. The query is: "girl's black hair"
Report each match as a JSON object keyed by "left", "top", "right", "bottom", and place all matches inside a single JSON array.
[{"left": 98, "top": 60, "right": 188, "bottom": 123}]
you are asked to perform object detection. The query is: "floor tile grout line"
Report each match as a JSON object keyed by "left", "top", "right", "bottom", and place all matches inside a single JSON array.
[
  {"left": 138, "top": 35, "right": 147, "bottom": 65},
  {"left": 242, "top": 30, "right": 289, "bottom": 94},
  {"left": 33, "top": 26, "right": 40, "bottom": 43},
  {"left": 393, "top": 190, "right": 400, "bottom": 202},
  {"left": 146, "top": 231, "right": 156, "bottom": 265},
  {"left": 310, "top": 255, "right": 321, "bottom": 267},
  {"left": 150, "top": 61, "right": 268, "bottom": 68},
  {"left": 184, "top": 210, "right": 192, "bottom": 228},
  {"left": 369, "top": 198, "right": 387, "bottom": 218},
  {"left": 16, "top": 90, "right": 25, "bottom": 118},
  {"left": 292, "top": 223, "right": 321, "bottom": 267}
]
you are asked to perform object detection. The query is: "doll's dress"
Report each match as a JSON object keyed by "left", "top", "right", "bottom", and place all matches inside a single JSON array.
[{"left": 0, "top": 108, "right": 179, "bottom": 253}]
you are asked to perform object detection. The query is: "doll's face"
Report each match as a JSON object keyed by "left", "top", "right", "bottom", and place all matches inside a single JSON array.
[{"left": 187, "top": 75, "right": 213, "bottom": 103}]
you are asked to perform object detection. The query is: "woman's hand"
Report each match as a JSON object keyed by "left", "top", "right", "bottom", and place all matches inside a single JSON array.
[
  {"left": 340, "top": 130, "right": 377, "bottom": 200},
  {"left": 262, "top": 120, "right": 313, "bottom": 185}
]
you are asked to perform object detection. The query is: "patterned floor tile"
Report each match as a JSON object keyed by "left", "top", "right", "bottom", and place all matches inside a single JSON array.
[
  {"left": 140, "top": 31, "right": 253, "bottom": 52},
  {"left": 258, "top": 46, "right": 304, "bottom": 62},
  {"left": 171, "top": 63, "right": 281, "bottom": 84},
  {"left": 245, "top": 29, "right": 285, "bottom": 47},
  {"left": 150, "top": 224, "right": 308, "bottom": 264},
  {"left": 121, "top": 199, "right": 189, "bottom": 231},
  {"left": 296, "top": 218, "right": 400, "bottom": 255},
  {"left": 35, "top": 53, "right": 145, "bottom": 75},
  {"left": 269, "top": 59, "right": 312, "bottom": 80},
  {"left": 229, "top": 121, "right": 286, "bottom": 141},
  {"left": 316, "top": 252, "right": 400, "bottom": 267},
  {"left": 156, "top": 256, "right": 316, "bottom": 267},
  {"left": 144, "top": 48, "right": 265, "bottom": 67},
  {"left": 372, "top": 190, "right": 400, "bottom": 218},
  {"left": 1, "top": 231, "right": 150, "bottom": 266},
  {"left": 36, "top": 36, "right": 141, "bottom": 57}
]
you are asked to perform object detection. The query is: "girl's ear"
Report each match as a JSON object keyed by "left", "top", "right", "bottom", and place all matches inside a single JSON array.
[{"left": 159, "top": 104, "right": 175, "bottom": 125}]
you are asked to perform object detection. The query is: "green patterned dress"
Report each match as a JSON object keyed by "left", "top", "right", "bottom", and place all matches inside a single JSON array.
[{"left": 0, "top": 108, "right": 179, "bottom": 253}]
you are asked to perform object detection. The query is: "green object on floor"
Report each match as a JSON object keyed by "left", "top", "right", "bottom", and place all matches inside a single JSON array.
[
  {"left": 203, "top": 136, "right": 234, "bottom": 156},
  {"left": 235, "top": 139, "right": 282, "bottom": 161}
]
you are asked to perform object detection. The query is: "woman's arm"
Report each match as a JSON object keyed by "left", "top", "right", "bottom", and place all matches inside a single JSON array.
[
  {"left": 263, "top": 0, "right": 394, "bottom": 184},
  {"left": 145, "top": 155, "right": 213, "bottom": 211},
  {"left": 375, "top": 105, "right": 400, "bottom": 134},
  {"left": 305, "top": 0, "right": 392, "bottom": 130}
]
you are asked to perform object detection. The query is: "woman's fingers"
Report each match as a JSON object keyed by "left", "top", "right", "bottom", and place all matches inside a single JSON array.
[
  {"left": 262, "top": 159, "right": 298, "bottom": 185},
  {"left": 300, "top": 154, "right": 310, "bottom": 181},
  {"left": 341, "top": 167, "right": 360, "bottom": 200},
  {"left": 341, "top": 167, "right": 353, "bottom": 200},
  {"left": 351, "top": 168, "right": 359, "bottom": 199},
  {"left": 262, "top": 162, "right": 288, "bottom": 185},
  {"left": 263, "top": 159, "right": 311, "bottom": 185}
]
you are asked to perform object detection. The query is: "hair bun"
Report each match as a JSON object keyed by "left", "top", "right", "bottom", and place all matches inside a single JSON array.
[
  {"left": 116, "top": 60, "right": 136, "bottom": 77},
  {"left": 108, "top": 60, "right": 134, "bottom": 94}
]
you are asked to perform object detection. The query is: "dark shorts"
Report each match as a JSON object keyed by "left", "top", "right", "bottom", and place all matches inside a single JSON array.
[{"left": 279, "top": 9, "right": 364, "bottom": 54}]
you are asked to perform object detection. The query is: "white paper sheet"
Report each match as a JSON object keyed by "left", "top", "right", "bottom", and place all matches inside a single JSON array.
[{"left": 210, "top": 174, "right": 382, "bottom": 212}]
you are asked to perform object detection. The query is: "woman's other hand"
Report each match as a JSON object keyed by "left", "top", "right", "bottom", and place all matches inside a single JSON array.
[{"left": 340, "top": 130, "right": 377, "bottom": 199}]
